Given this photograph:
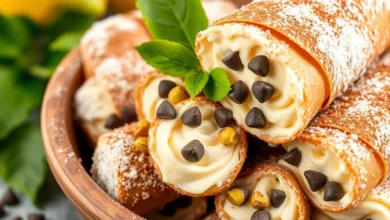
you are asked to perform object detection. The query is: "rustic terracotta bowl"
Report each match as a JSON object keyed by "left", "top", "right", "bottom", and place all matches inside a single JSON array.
[{"left": 41, "top": 48, "right": 142, "bottom": 219}]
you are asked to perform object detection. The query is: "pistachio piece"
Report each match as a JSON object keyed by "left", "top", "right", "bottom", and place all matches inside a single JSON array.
[
  {"left": 168, "top": 86, "right": 190, "bottom": 104},
  {"left": 134, "top": 137, "right": 149, "bottom": 154},
  {"left": 218, "top": 127, "right": 238, "bottom": 145},
  {"left": 135, "top": 119, "right": 150, "bottom": 137},
  {"left": 226, "top": 185, "right": 249, "bottom": 206},
  {"left": 251, "top": 191, "right": 269, "bottom": 209}
]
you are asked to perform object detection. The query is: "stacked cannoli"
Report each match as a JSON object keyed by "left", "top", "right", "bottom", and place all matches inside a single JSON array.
[{"left": 76, "top": 0, "right": 390, "bottom": 219}]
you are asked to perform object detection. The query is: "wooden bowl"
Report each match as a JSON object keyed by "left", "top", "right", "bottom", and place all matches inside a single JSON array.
[{"left": 41, "top": 48, "right": 142, "bottom": 219}]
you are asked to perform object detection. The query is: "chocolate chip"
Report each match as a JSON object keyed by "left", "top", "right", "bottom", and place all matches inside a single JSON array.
[
  {"left": 229, "top": 80, "right": 249, "bottom": 104},
  {"left": 159, "top": 202, "right": 176, "bottom": 216},
  {"left": 252, "top": 81, "right": 275, "bottom": 103},
  {"left": 156, "top": 100, "right": 177, "bottom": 119},
  {"left": 214, "top": 108, "right": 234, "bottom": 128},
  {"left": 248, "top": 55, "right": 270, "bottom": 77},
  {"left": 282, "top": 148, "right": 302, "bottom": 167},
  {"left": 104, "top": 114, "right": 124, "bottom": 130},
  {"left": 12, "top": 217, "right": 22, "bottom": 220},
  {"left": 270, "top": 189, "right": 286, "bottom": 208},
  {"left": 250, "top": 210, "right": 271, "bottom": 220},
  {"left": 120, "top": 105, "right": 137, "bottom": 123},
  {"left": 181, "top": 106, "right": 202, "bottom": 127},
  {"left": 304, "top": 170, "right": 327, "bottom": 192},
  {"left": 324, "top": 181, "right": 345, "bottom": 201},
  {"left": 1, "top": 188, "right": 19, "bottom": 206},
  {"left": 174, "top": 196, "right": 192, "bottom": 208},
  {"left": 181, "top": 140, "right": 204, "bottom": 162},
  {"left": 159, "top": 80, "right": 177, "bottom": 98},
  {"left": 222, "top": 51, "right": 244, "bottom": 71},
  {"left": 28, "top": 213, "right": 45, "bottom": 220},
  {"left": 245, "top": 108, "right": 267, "bottom": 128},
  {"left": 0, "top": 206, "right": 5, "bottom": 218}
]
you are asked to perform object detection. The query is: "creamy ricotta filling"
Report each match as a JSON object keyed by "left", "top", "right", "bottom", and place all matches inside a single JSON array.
[
  {"left": 150, "top": 100, "right": 242, "bottom": 194},
  {"left": 140, "top": 75, "right": 184, "bottom": 122},
  {"left": 197, "top": 24, "right": 322, "bottom": 139},
  {"left": 280, "top": 141, "right": 355, "bottom": 209},
  {"left": 223, "top": 174, "right": 300, "bottom": 220}
]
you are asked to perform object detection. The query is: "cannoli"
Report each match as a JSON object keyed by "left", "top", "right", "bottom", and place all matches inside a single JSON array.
[
  {"left": 148, "top": 97, "right": 248, "bottom": 196},
  {"left": 313, "top": 179, "right": 390, "bottom": 220},
  {"left": 195, "top": 0, "right": 390, "bottom": 144},
  {"left": 135, "top": 71, "right": 186, "bottom": 122},
  {"left": 146, "top": 197, "right": 208, "bottom": 220},
  {"left": 215, "top": 164, "right": 311, "bottom": 220},
  {"left": 80, "top": 11, "right": 152, "bottom": 79},
  {"left": 279, "top": 55, "right": 390, "bottom": 212},
  {"left": 91, "top": 123, "right": 180, "bottom": 215}
]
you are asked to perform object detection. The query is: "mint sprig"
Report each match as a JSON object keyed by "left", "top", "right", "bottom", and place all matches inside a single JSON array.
[{"left": 136, "top": 0, "right": 231, "bottom": 102}]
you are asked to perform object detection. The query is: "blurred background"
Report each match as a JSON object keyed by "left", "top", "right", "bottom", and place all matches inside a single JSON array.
[{"left": 0, "top": 0, "right": 135, "bottom": 219}]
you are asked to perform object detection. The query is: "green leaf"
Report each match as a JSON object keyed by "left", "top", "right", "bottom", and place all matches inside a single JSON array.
[
  {"left": 29, "top": 66, "right": 55, "bottom": 79},
  {"left": 203, "top": 67, "right": 231, "bottom": 102},
  {"left": 0, "top": 121, "right": 48, "bottom": 203},
  {"left": 135, "top": 40, "right": 201, "bottom": 77},
  {"left": 137, "top": 0, "right": 208, "bottom": 50},
  {"left": 185, "top": 71, "right": 209, "bottom": 98},
  {"left": 0, "top": 66, "right": 45, "bottom": 139},
  {"left": 49, "top": 31, "right": 84, "bottom": 51}
]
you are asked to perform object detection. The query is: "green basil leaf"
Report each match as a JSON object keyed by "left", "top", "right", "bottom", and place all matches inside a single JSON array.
[
  {"left": 135, "top": 40, "right": 201, "bottom": 77},
  {"left": 0, "top": 121, "right": 48, "bottom": 202},
  {"left": 185, "top": 71, "right": 209, "bottom": 99},
  {"left": 203, "top": 67, "right": 231, "bottom": 102},
  {"left": 0, "top": 66, "right": 45, "bottom": 139},
  {"left": 137, "top": 0, "right": 208, "bottom": 50},
  {"left": 49, "top": 31, "right": 84, "bottom": 51}
]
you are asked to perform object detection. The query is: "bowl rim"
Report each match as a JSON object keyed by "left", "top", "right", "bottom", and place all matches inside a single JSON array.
[{"left": 41, "top": 48, "right": 142, "bottom": 220}]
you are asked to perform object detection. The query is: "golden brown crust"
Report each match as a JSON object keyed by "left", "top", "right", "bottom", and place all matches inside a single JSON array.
[
  {"left": 148, "top": 96, "right": 248, "bottom": 196},
  {"left": 213, "top": 0, "right": 390, "bottom": 107},
  {"left": 92, "top": 123, "right": 180, "bottom": 215},
  {"left": 215, "top": 164, "right": 311, "bottom": 220}
]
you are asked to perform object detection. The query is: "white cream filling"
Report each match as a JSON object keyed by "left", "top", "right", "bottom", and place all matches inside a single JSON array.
[
  {"left": 223, "top": 174, "right": 300, "bottom": 220},
  {"left": 313, "top": 197, "right": 390, "bottom": 220},
  {"left": 150, "top": 100, "right": 242, "bottom": 194},
  {"left": 279, "top": 141, "right": 355, "bottom": 209},
  {"left": 197, "top": 24, "right": 319, "bottom": 139},
  {"left": 140, "top": 75, "right": 184, "bottom": 122}
]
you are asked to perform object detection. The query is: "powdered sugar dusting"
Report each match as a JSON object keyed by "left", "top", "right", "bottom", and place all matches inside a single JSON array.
[{"left": 372, "top": 178, "right": 390, "bottom": 200}]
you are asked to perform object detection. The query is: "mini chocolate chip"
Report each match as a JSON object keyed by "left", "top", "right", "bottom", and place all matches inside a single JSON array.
[
  {"left": 156, "top": 100, "right": 177, "bottom": 119},
  {"left": 222, "top": 51, "right": 244, "bottom": 71},
  {"left": 120, "top": 105, "right": 137, "bottom": 123},
  {"left": 304, "top": 170, "right": 327, "bottom": 192},
  {"left": 1, "top": 188, "right": 19, "bottom": 206},
  {"left": 28, "top": 213, "right": 45, "bottom": 220},
  {"left": 12, "top": 217, "right": 22, "bottom": 220},
  {"left": 324, "top": 181, "right": 345, "bottom": 201},
  {"left": 245, "top": 108, "right": 267, "bottom": 128},
  {"left": 250, "top": 210, "right": 271, "bottom": 220},
  {"left": 159, "top": 203, "right": 176, "bottom": 216},
  {"left": 229, "top": 80, "right": 249, "bottom": 104},
  {"left": 248, "top": 55, "right": 270, "bottom": 76},
  {"left": 174, "top": 196, "right": 192, "bottom": 209},
  {"left": 214, "top": 108, "right": 234, "bottom": 128},
  {"left": 159, "top": 80, "right": 177, "bottom": 98},
  {"left": 252, "top": 81, "right": 275, "bottom": 103},
  {"left": 181, "top": 140, "right": 204, "bottom": 162},
  {"left": 181, "top": 106, "right": 202, "bottom": 127},
  {"left": 282, "top": 148, "right": 302, "bottom": 167},
  {"left": 104, "top": 114, "right": 124, "bottom": 130},
  {"left": 0, "top": 206, "right": 5, "bottom": 218},
  {"left": 270, "top": 189, "right": 286, "bottom": 208}
]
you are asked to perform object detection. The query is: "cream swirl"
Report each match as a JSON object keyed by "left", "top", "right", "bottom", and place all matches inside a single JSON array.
[
  {"left": 149, "top": 98, "right": 245, "bottom": 195},
  {"left": 223, "top": 174, "right": 300, "bottom": 220},
  {"left": 196, "top": 23, "right": 326, "bottom": 142},
  {"left": 138, "top": 74, "right": 184, "bottom": 121}
]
